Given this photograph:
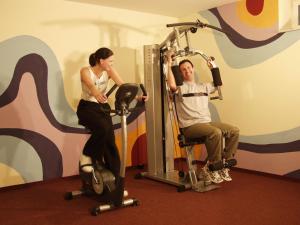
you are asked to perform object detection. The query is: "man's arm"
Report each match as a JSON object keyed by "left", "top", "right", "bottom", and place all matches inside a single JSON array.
[{"left": 166, "top": 52, "right": 177, "bottom": 92}]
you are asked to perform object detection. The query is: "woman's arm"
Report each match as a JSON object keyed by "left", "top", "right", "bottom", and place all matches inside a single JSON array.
[
  {"left": 80, "top": 67, "right": 107, "bottom": 103},
  {"left": 106, "top": 66, "right": 124, "bottom": 86},
  {"left": 106, "top": 65, "right": 148, "bottom": 102}
]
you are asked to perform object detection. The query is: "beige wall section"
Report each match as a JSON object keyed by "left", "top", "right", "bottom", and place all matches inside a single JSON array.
[
  {"left": 178, "top": 13, "right": 300, "bottom": 136},
  {"left": 0, "top": 0, "right": 178, "bottom": 110}
]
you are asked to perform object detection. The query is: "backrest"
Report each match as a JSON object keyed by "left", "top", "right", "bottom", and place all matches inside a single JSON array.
[{"left": 169, "top": 65, "right": 206, "bottom": 146}]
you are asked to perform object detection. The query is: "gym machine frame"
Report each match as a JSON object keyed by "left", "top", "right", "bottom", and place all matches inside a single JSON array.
[{"left": 139, "top": 20, "right": 224, "bottom": 192}]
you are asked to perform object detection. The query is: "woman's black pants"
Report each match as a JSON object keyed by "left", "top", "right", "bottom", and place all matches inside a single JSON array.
[{"left": 76, "top": 99, "right": 120, "bottom": 180}]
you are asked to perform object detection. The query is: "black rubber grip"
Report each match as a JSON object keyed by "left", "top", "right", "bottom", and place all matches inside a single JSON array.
[
  {"left": 171, "top": 65, "right": 183, "bottom": 86},
  {"left": 140, "top": 84, "right": 147, "bottom": 96},
  {"left": 208, "top": 161, "right": 224, "bottom": 171},
  {"left": 224, "top": 158, "right": 237, "bottom": 168},
  {"left": 106, "top": 84, "right": 118, "bottom": 97},
  {"left": 211, "top": 68, "right": 222, "bottom": 86},
  {"left": 182, "top": 93, "right": 208, "bottom": 97}
]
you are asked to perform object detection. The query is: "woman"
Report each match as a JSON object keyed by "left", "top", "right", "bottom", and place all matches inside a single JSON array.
[{"left": 77, "top": 47, "right": 147, "bottom": 206}]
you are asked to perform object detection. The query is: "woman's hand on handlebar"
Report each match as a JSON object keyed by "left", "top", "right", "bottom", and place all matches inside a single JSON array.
[
  {"left": 136, "top": 95, "right": 148, "bottom": 102},
  {"left": 95, "top": 92, "right": 107, "bottom": 103}
]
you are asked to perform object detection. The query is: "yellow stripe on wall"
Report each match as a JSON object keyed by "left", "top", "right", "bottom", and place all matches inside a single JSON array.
[
  {"left": 236, "top": 0, "right": 278, "bottom": 28},
  {"left": 0, "top": 163, "right": 24, "bottom": 188}
]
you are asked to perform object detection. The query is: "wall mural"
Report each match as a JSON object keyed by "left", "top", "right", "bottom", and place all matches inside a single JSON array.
[
  {"left": 1, "top": 0, "right": 299, "bottom": 188},
  {"left": 199, "top": 0, "right": 300, "bottom": 179},
  {"left": 0, "top": 36, "right": 146, "bottom": 187}
]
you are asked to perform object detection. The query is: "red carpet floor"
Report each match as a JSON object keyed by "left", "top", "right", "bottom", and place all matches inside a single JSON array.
[{"left": 0, "top": 168, "right": 300, "bottom": 225}]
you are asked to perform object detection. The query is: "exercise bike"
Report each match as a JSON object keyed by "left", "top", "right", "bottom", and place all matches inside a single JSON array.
[{"left": 65, "top": 83, "right": 147, "bottom": 216}]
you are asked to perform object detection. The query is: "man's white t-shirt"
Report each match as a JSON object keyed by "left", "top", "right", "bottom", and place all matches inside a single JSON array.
[{"left": 175, "top": 81, "right": 216, "bottom": 128}]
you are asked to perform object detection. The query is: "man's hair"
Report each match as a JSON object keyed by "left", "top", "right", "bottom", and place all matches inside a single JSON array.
[{"left": 179, "top": 59, "right": 194, "bottom": 68}]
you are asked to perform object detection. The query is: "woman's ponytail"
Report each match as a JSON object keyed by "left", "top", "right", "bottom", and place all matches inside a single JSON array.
[
  {"left": 89, "top": 53, "right": 96, "bottom": 66},
  {"left": 88, "top": 47, "right": 113, "bottom": 66}
]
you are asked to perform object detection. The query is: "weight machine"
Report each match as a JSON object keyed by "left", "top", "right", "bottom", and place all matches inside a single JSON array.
[{"left": 138, "top": 19, "right": 226, "bottom": 192}]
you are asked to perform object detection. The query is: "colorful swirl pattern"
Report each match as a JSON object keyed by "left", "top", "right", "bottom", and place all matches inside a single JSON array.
[
  {"left": 198, "top": 0, "right": 300, "bottom": 179},
  {"left": 0, "top": 36, "right": 146, "bottom": 187}
]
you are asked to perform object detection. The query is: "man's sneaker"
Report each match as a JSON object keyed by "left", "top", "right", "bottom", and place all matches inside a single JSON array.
[
  {"left": 203, "top": 164, "right": 223, "bottom": 184},
  {"left": 197, "top": 168, "right": 212, "bottom": 185},
  {"left": 209, "top": 170, "right": 223, "bottom": 184},
  {"left": 219, "top": 168, "right": 232, "bottom": 181}
]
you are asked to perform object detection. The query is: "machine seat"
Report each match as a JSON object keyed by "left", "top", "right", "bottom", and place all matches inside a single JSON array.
[{"left": 177, "top": 132, "right": 206, "bottom": 148}]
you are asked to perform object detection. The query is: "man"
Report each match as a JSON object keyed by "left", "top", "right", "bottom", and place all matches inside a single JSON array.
[{"left": 166, "top": 52, "right": 239, "bottom": 183}]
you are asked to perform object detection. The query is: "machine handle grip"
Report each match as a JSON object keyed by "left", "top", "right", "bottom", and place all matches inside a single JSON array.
[
  {"left": 211, "top": 68, "right": 222, "bottom": 87},
  {"left": 140, "top": 84, "right": 147, "bottom": 96},
  {"left": 171, "top": 65, "right": 183, "bottom": 86},
  {"left": 139, "top": 84, "right": 147, "bottom": 103},
  {"left": 106, "top": 84, "right": 118, "bottom": 98}
]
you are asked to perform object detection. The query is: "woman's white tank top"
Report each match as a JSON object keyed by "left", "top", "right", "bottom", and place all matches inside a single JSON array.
[{"left": 81, "top": 67, "right": 109, "bottom": 103}]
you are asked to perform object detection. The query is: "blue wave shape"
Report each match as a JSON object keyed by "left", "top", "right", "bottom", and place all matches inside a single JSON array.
[
  {"left": 0, "top": 128, "right": 62, "bottom": 179},
  {"left": 199, "top": 10, "right": 300, "bottom": 68}
]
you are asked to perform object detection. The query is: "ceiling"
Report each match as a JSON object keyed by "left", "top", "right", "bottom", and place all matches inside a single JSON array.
[{"left": 69, "top": 0, "right": 239, "bottom": 17}]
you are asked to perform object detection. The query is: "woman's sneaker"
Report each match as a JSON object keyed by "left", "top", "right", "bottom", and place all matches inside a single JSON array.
[
  {"left": 80, "top": 154, "right": 93, "bottom": 173},
  {"left": 219, "top": 168, "right": 232, "bottom": 181}
]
